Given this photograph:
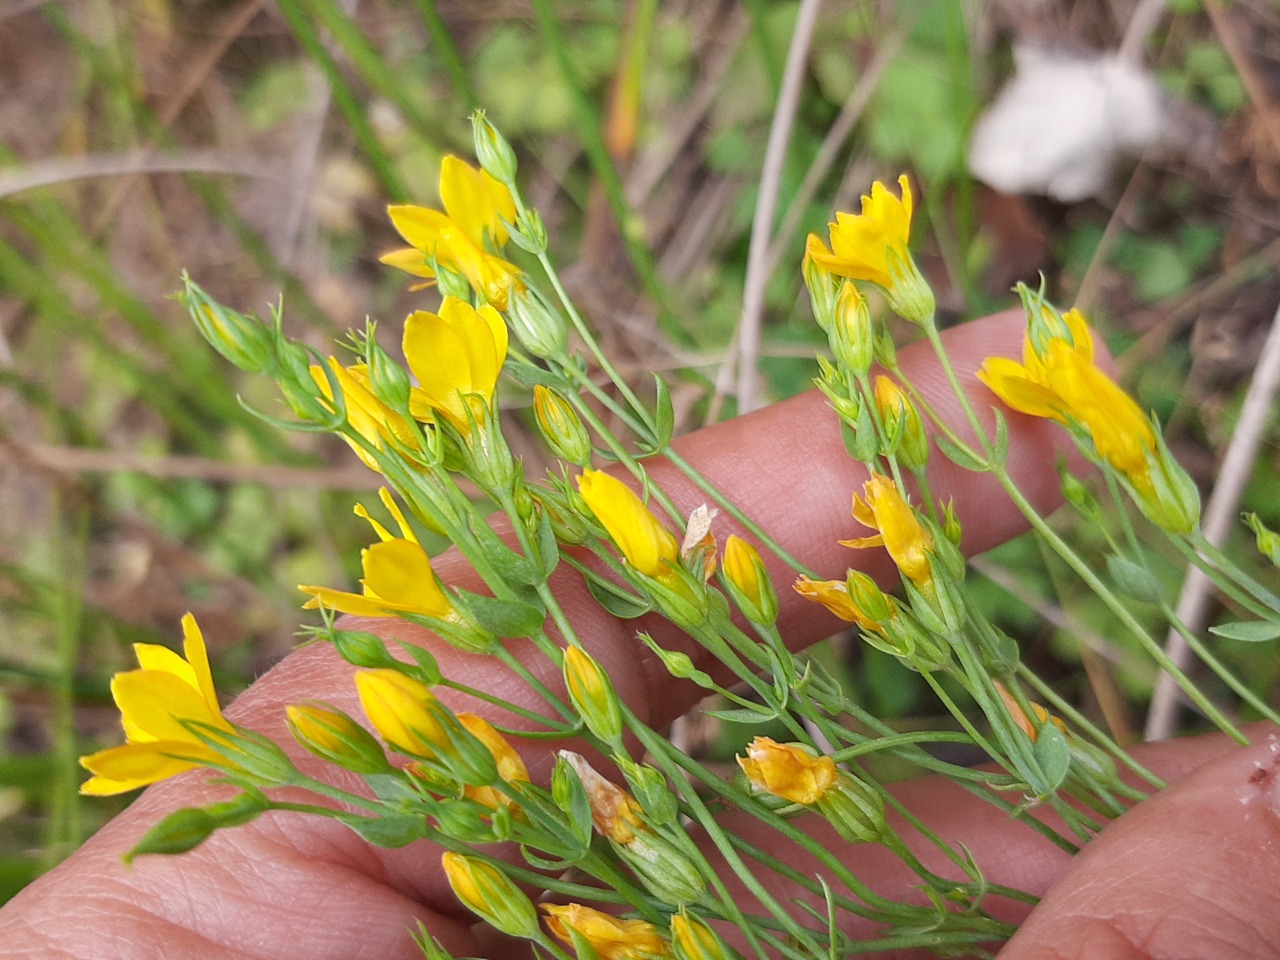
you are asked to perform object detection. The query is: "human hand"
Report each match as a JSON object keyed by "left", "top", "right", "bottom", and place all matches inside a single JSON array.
[{"left": 2, "top": 312, "right": 1275, "bottom": 960}]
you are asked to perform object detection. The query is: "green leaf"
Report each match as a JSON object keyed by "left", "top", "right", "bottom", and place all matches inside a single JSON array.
[
  {"left": 704, "top": 706, "right": 780, "bottom": 724},
  {"left": 935, "top": 432, "right": 988, "bottom": 472},
  {"left": 585, "top": 575, "right": 652, "bottom": 619},
  {"left": 344, "top": 814, "right": 429, "bottom": 848},
  {"left": 1208, "top": 621, "right": 1280, "bottom": 643},
  {"left": 649, "top": 373, "right": 674, "bottom": 451},
  {"left": 1105, "top": 555, "right": 1164, "bottom": 604},
  {"left": 449, "top": 589, "right": 546, "bottom": 638},
  {"left": 535, "top": 504, "right": 561, "bottom": 579}
]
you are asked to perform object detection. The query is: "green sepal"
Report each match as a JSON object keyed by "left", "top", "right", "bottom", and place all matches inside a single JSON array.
[
  {"left": 395, "top": 641, "right": 442, "bottom": 684},
  {"left": 704, "top": 706, "right": 781, "bottom": 724},
  {"left": 1208, "top": 620, "right": 1280, "bottom": 642},
  {"left": 467, "top": 517, "right": 537, "bottom": 586},
  {"left": 534, "top": 503, "right": 562, "bottom": 579},
  {"left": 617, "top": 758, "right": 678, "bottom": 827},
  {"left": 1030, "top": 721, "right": 1071, "bottom": 794}
]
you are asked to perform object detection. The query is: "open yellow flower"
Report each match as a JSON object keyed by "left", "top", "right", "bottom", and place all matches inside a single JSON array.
[
  {"left": 978, "top": 309, "right": 1157, "bottom": 490},
  {"left": 298, "top": 489, "right": 454, "bottom": 620},
  {"left": 382, "top": 155, "right": 522, "bottom": 309},
  {"left": 577, "top": 468, "right": 680, "bottom": 581},
  {"left": 806, "top": 175, "right": 934, "bottom": 323},
  {"left": 310, "top": 359, "right": 421, "bottom": 470},
  {"left": 79, "top": 614, "right": 233, "bottom": 796},
  {"left": 403, "top": 297, "right": 508, "bottom": 432},
  {"left": 737, "top": 736, "right": 837, "bottom": 805},
  {"left": 542, "top": 903, "right": 670, "bottom": 960},
  {"left": 840, "top": 474, "right": 934, "bottom": 588}
]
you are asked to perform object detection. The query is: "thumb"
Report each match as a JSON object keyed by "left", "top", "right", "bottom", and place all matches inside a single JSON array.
[{"left": 999, "top": 729, "right": 1280, "bottom": 959}]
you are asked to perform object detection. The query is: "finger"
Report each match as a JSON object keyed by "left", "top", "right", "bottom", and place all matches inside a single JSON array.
[
  {"left": 0, "top": 312, "right": 1075, "bottom": 960},
  {"left": 995, "top": 727, "right": 1280, "bottom": 960}
]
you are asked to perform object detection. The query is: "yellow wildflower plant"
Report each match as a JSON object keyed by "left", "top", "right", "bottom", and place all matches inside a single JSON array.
[
  {"left": 978, "top": 307, "right": 1157, "bottom": 489},
  {"left": 403, "top": 297, "right": 509, "bottom": 433},
  {"left": 841, "top": 473, "right": 935, "bottom": 588},
  {"left": 441, "top": 852, "right": 541, "bottom": 940},
  {"left": 298, "top": 489, "right": 455, "bottom": 621},
  {"left": 806, "top": 174, "right": 934, "bottom": 324},
  {"left": 722, "top": 534, "right": 778, "bottom": 625},
  {"left": 541, "top": 903, "right": 670, "bottom": 960},
  {"left": 456, "top": 713, "right": 529, "bottom": 810},
  {"left": 382, "top": 155, "right": 523, "bottom": 309},
  {"left": 737, "top": 736, "right": 837, "bottom": 806},
  {"left": 79, "top": 614, "right": 233, "bottom": 796},
  {"left": 577, "top": 468, "right": 680, "bottom": 582}
]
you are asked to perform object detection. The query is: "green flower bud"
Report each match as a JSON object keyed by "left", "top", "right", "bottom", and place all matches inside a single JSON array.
[
  {"left": 563, "top": 646, "right": 624, "bottom": 746},
  {"left": 829, "top": 281, "right": 874, "bottom": 377},
  {"left": 1244, "top": 512, "right": 1280, "bottom": 567},
  {"left": 330, "top": 629, "right": 398, "bottom": 669},
  {"left": 125, "top": 790, "right": 268, "bottom": 863},
  {"left": 180, "top": 275, "right": 276, "bottom": 373},
  {"left": 507, "top": 287, "right": 568, "bottom": 359},
  {"left": 533, "top": 385, "right": 592, "bottom": 465},
  {"left": 470, "top": 110, "right": 518, "bottom": 185},
  {"left": 363, "top": 328, "right": 413, "bottom": 415}
]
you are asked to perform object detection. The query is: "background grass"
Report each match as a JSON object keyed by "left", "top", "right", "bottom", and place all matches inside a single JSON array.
[{"left": 1, "top": 0, "right": 1278, "bottom": 905}]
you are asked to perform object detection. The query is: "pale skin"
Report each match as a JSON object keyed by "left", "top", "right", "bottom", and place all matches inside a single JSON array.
[{"left": 2, "top": 313, "right": 1278, "bottom": 960}]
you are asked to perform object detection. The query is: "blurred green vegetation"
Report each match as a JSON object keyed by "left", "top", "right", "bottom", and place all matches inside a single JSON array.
[{"left": 1, "top": 0, "right": 1277, "bottom": 905}]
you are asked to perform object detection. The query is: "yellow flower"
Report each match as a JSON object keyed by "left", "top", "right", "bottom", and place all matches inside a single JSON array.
[
  {"left": 79, "top": 614, "right": 233, "bottom": 796},
  {"left": 840, "top": 474, "right": 934, "bottom": 588},
  {"left": 457, "top": 712, "right": 529, "bottom": 810},
  {"left": 563, "top": 646, "right": 623, "bottom": 744},
  {"left": 382, "top": 155, "right": 522, "bottom": 309},
  {"left": 310, "top": 359, "right": 421, "bottom": 470},
  {"left": 670, "top": 910, "right": 726, "bottom": 960},
  {"left": 402, "top": 297, "right": 508, "bottom": 432},
  {"left": 794, "top": 576, "right": 881, "bottom": 632},
  {"left": 298, "top": 490, "right": 454, "bottom": 620},
  {"left": 978, "top": 309, "right": 1157, "bottom": 490},
  {"left": 577, "top": 468, "right": 680, "bottom": 581},
  {"left": 354, "top": 668, "right": 451, "bottom": 758},
  {"left": 542, "top": 903, "right": 670, "bottom": 960},
  {"left": 737, "top": 736, "right": 837, "bottom": 805},
  {"left": 873, "top": 375, "right": 929, "bottom": 470},
  {"left": 806, "top": 175, "right": 935, "bottom": 323}
]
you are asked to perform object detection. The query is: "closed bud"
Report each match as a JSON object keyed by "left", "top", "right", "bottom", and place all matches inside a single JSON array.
[
  {"left": 1059, "top": 467, "right": 1101, "bottom": 522},
  {"left": 286, "top": 702, "right": 391, "bottom": 774},
  {"left": 829, "top": 281, "right": 874, "bottom": 377},
  {"left": 457, "top": 713, "right": 530, "bottom": 810},
  {"left": 616, "top": 758, "right": 678, "bottom": 826},
  {"left": 721, "top": 535, "right": 778, "bottom": 625},
  {"left": 330, "top": 629, "right": 398, "bottom": 669},
  {"left": 441, "top": 852, "right": 541, "bottom": 939},
  {"left": 815, "top": 771, "right": 886, "bottom": 844},
  {"left": 563, "top": 646, "right": 624, "bottom": 746},
  {"left": 941, "top": 498, "right": 963, "bottom": 546},
  {"left": 671, "top": 909, "right": 731, "bottom": 960},
  {"left": 125, "top": 790, "right": 268, "bottom": 863},
  {"left": 1136, "top": 428, "right": 1201, "bottom": 534},
  {"left": 363, "top": 329, "right": 413, "bottom": 414},
  {"left": 619, "top": 829, "right": 707, "bottom": 906},
  {"left": 471, "top": 110, "right": 518, "bottom": 185},
  {"left": 180, "top": 275, "right": 276, "bottom": 373},
  {"left": 872, "top": 376, "right": 928, "bottom": 470},
  {"left": 507, "top": 288, "right": 568, "bottom": 358},
  {"left": 737, "top": 737, "right": 836, "bottom": 806},
  {"left": 509, "top": 207, "right": 548, "bottom": 255},
  {"left": 639, "top": 634, "right": 716, "bottom": 689},
  {"left": 534, "top": 385, "right": 592, "bottom": 465},
  {"left": 1244, "top": 512, "right": 1280, "bottom": 567},
  {"left": 803, "top": 248, "right": 839, "bottom": 332}
]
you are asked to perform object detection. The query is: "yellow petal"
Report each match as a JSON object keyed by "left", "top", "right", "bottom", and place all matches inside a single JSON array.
[
  {"left": 439, "top": 155, "right": 516, "bottom": 248},
  {"left": 79, "top": 742, "right": 208, "bottom": 796},
  {"left": 112, "top": 670, "right": 227, "bottom": 745},
  {"left": 298, "top": 583, "right": 397, "bottom": 619},
  {"left": 386, "top": 204, "right": 453, "bottom": 251},
  {"left": 577, "top": 469, "right": 679, "bottom": 579},
  {"left": 180, "top": 612, "right": 221, "bottom": 716},
  {"left": 361, "top": 539, "right": 452, "bottom": 618},
  {"left": 378, "top": 247, "right": 437, "bottom": 279}
]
